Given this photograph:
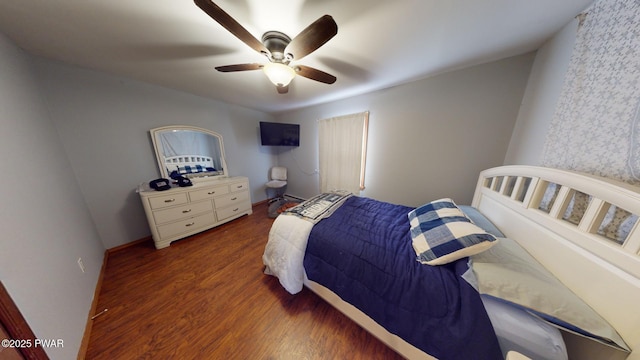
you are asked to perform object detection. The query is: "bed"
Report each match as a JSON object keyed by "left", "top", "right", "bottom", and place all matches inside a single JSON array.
[
  {"left": 262, "top": 166, "right": 640, "bottom": 360},
  {"left": 162, "top": 154, "right": 221, "bottom": 178}
]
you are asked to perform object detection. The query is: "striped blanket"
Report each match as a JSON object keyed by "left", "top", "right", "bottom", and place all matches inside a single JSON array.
[{"left": 282, "top": 191, "right": 352, "bottom": 224}]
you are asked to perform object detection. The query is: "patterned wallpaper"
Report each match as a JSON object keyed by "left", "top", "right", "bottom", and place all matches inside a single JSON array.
[{"left": 541, "top": 0, "right": 640, "bottom": 184}]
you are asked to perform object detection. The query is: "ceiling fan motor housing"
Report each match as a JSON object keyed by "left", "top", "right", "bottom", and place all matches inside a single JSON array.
[{"left": 262, "top": 31, "right": 291, "bottom": 62}]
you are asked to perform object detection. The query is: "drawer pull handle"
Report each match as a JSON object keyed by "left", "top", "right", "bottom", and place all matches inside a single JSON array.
[
  {"left": 182, "top": 209, "right": 192, "bottom": 213},
  {"left": 208, "top": 191, "right": 216, "bottom": 195},
  {"left": 231, "top": 197, "right": 238, "bottom": 201},
  {"left": 237, "top": 185, "right": 243, "bottom": 188},
  {"left": 164, "top": 198, "right": 176, "bottom": 203},
  {"left": 233, "top": 208, "right": 239, "bottom": 212},
  {"left": 185, "top": 222, "right": 195, "bottom": 227}
]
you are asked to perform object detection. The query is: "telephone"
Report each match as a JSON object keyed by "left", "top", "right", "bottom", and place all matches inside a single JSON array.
[
  {"left": 149, "top": 178, "right": 171, "bottom": 191},
  {"left": 176, "top": 176, "right": 193, "bottom": 187}
]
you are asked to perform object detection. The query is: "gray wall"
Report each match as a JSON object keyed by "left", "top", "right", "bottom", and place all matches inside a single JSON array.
[
  {"left": 32, "top": 59, "right": 277, "bottom": 249},
  {"left": 504, "top": 19, "right": 579, "bottom": 165},
  {"left": 0, "top": 33, "right": 105, "bottom": 360},
  {"left": 275, "top": 53, "right": 535, "bottom": 207}
]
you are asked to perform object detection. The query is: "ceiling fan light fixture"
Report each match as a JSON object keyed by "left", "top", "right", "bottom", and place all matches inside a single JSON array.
[
  {"left": 194, "top": 2, "right": 337, "bottom": 90},
  {"left": 262, "top": 62, "right": 296, "bottom": 87}
]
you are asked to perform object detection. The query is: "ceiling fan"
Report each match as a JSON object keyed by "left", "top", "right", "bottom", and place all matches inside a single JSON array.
[{"left": 194, "top": 0, "right": 338, "bottom": 94}]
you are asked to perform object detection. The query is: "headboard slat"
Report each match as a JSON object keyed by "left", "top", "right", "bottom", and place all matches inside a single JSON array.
[{"left": 625, "top": 225, "right": 640, "bottom": 254}]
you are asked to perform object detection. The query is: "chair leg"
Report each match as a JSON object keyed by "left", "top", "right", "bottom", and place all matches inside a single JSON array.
[{"left": 266, "top": 186, "right": 286, "bottom": 204}]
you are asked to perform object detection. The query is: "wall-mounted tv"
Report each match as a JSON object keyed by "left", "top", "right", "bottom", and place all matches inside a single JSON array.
[{"left": 260, "top": 122, "right": 300, "bottom": 147}]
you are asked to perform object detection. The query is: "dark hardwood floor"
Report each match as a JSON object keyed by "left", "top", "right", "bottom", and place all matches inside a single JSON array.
[{"left": 85, "top": 202, "right": 403, "bottom": 359}]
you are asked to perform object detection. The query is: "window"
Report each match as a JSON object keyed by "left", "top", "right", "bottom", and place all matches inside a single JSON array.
[{"left": 318, "top": 111, "right": 369, "bottom": 193}]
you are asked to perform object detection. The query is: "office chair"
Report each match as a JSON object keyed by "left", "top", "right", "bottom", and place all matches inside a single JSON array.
[{"left": 266, "top": 166, "right": 287, "bottom": 203}]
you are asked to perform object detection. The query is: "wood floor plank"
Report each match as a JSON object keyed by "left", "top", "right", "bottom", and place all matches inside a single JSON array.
[{"left": 85, "top": 203, "right": 403, "bottom": 359}]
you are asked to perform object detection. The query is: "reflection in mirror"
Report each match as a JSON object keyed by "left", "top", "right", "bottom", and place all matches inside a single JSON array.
[{"left": 150, "top": 125, "right": 228, "bottom": 181}]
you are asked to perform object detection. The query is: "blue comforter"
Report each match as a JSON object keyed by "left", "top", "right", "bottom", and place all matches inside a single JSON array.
[{"left": 303, "top": 196, "right": 502, "bottom": 360}]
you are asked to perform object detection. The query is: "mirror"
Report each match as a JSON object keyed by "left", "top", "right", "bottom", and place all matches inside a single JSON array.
[{"left": 150, "top": 125, "right": 228, "bottom": 181}]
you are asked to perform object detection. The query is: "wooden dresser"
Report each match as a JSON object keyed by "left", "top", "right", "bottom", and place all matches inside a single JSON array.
[{"left": 139, "top": 176, "right": 252, "bottom": 249}]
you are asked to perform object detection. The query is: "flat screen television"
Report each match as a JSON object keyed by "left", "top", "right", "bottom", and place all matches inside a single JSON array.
[{"left": 260, "top": 122, "right": 300, "bottom": 147}]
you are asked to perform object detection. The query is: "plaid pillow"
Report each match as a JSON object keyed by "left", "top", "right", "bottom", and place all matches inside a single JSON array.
[
  {"left": 408, "top": 199, "right": 498, "bottom": 265},
  {"left": 174, "top": 165, "right": 216, "bottom": 174},
  {"left": 408, "top": 198, "right": 467, "bottom": 225}
]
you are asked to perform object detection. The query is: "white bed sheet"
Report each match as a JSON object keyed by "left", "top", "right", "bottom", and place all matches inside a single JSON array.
[
  {"left": 481, "top": 295, "right": 568, "bottom": 360},
  {"left": 262, "top": 214, "right": 312, "bottom": 294}
]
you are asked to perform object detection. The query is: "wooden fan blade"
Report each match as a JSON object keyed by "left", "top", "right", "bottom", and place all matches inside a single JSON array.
[
  {"left": 215, "top": 63, "right": 263, "bottom": 72},
  {"left": 194, "top": 0, "right": 269, "bottom": 56},
  {"left": 285, "top": 15, "right": 337, "bottom": 61},
  {"left": 276, "top": 85, "right": 289, "bottom": 94},
  {"left": 295, "top": 65, "right": 336, "bottom": 84}
]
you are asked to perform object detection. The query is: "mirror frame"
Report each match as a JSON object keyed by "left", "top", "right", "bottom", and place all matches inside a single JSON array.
[{"left": 150, "top": 125, "right": 228, "bottom": 181}]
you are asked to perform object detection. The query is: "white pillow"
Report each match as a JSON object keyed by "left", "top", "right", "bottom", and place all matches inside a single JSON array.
[{"left": 471, "top": 237, "right": 629, "bottom": 351}]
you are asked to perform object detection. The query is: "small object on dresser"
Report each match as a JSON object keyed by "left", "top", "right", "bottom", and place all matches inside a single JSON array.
[
  {"left": 149, "top": 178, "right": 171, "bottom": 191},
  {"left": 175, "top": 176, "right": 193, "bottom": 187}
]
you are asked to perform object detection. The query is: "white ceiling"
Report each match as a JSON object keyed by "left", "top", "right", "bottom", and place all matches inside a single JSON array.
[{"left": 0, "top": 0, "right": 593, "bottom": 114}]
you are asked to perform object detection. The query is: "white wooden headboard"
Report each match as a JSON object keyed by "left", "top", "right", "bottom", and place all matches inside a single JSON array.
[{"left": 472, "top": 165, "right": 640, "bottom": 359}]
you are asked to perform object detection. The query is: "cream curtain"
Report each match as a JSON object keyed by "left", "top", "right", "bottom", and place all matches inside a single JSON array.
[{"left": 318, "top": 111, "right": 369, "bottom": 193}]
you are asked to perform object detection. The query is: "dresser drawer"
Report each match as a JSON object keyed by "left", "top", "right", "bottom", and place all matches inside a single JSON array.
[
  {"left": 230, "top": 181, "right": 249, "bottom": 192},
  {"left": 148, "top": 192, "right": 188, "bottom": 210},
  {"left": 189, "top": 185, "right": 229, "bottom": 201},
  {"left": 157, "top": 212, "right": 215, "bottom": 239},
  {"left": 152, "top": 200, "right": 213, "bottom": 225},
  {"left": 214, "top": 191, "right": 249, "bottom": 209},
  {"left": 217, "top": 201, "right": 251, "bottom": 220}
]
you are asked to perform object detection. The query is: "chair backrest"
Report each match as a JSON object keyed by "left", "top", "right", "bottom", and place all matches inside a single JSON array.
[{"left": 270, "top": 166, "right": 287, "bottom": 181}]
